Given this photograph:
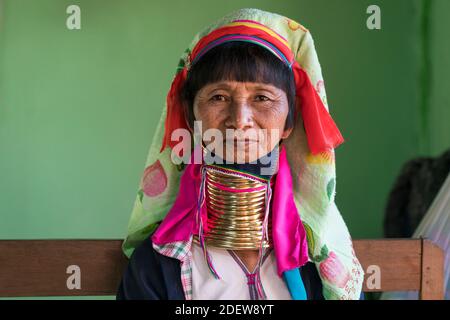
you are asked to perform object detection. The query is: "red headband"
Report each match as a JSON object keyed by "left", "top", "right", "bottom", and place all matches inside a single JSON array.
[{"left": 160, "top": 21, "right": 344, "bottom": 155}]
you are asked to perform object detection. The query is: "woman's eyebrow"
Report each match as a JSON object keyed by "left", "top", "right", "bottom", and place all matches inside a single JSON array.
[
  {"left": 251, "top": 84, "right": 277, "bottom": 91},
  {"left": 251, "top": 85, "right": 279, "bottom": 95},
  {"left": 201, "top": 84, "right": 231, "bottom": 95}
]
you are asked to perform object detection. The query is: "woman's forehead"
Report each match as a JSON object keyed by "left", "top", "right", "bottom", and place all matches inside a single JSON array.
[{"left": 199, "top": 80, "right": 282, "bottom": 92}]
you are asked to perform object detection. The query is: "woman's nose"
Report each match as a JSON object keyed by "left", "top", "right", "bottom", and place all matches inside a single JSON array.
[{"left": 225, "top": 99, "right": 254, "bottom": 130}]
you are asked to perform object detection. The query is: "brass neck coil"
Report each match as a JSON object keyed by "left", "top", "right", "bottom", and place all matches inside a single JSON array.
[{"left": 193, "top": 166, "right": 273, "bottom": 250}]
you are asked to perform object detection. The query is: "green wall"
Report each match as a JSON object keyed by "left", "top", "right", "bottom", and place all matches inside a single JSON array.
[
  {"left": 0, "top": 0, "right": 424, "bottom": 241},
  {"left": 428, "top": 0, "right": 450, "bottom": 156},
  {"left": 0, "top": 0, "right": 447, "bottom": 298}
]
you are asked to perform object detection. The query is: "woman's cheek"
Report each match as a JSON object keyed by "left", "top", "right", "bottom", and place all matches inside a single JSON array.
[
  {"left": 255, "top": 111, "right": 282, "bottom": 131},
  {"left": 195, "top": 115, "right": 219, "bottom": 135},
  {"left": 194, "top": 105, "right": 211, "bottom": 126},
  {"left": 256, "top": 102, "right": 284, "bottom": 119}
]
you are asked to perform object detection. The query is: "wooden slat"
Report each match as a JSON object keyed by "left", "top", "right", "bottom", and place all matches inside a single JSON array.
[
  {"left": 353, "top": 239, "right": 422, "bottom": 292},
  {"left": 420, "top": 239, "right": 445, "bottom": 300},
  {"left": 0, "top": 239, "right": 444, "bottom": 298},
  {"left": 0, "top": 240, "right": 127, "bottom": 297}
]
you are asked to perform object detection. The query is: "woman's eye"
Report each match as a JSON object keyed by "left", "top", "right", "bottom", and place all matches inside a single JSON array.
[
  {"left": 255, "top": 95, "right": 270, "bottom": 102},
  {"left": 210, "top": 95, "right": 226, "bottom": 102}
]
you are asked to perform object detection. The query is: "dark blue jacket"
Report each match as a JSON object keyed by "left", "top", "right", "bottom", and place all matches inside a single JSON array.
[{"left": 116, "top": 236, "right": 332, "bottom": 300}]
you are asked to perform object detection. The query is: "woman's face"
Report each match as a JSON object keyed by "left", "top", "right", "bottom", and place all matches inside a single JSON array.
[{"left": 193, "top": 80, "right": 293, "bottom": 163}]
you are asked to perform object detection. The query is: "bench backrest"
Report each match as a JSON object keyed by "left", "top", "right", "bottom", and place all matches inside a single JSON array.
[{"left": 0, "top": 238, "right": 444, "bottom": 299}]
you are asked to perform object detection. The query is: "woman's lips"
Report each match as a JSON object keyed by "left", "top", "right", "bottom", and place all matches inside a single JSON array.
[
  {"left": 224, "top": 138, "right": 259, "bottom": 143},
  {"left": 224, "top": 139, "right": 259, "bottom": 152}
]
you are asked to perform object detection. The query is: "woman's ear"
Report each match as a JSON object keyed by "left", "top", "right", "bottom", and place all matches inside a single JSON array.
[
  {"left": 281, "top": 97, "right": 298, "bottom": 140},
  {"left": 281, "top": 126, "right": 293, "bottom": 139},
  {"left": 182, "top": 100, "right": 195, "bottom": 134}
]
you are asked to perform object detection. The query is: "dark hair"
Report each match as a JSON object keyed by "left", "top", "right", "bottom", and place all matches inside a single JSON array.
[{"left": 180, "top": 41, "right": 296, "bottom": 130}]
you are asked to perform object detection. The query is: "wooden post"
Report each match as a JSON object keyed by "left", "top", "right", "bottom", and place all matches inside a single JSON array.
[{"left": 420, "top": 238, "right": 445, "bottom": 300}]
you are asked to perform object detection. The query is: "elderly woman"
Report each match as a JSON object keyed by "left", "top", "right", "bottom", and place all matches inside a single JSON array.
[{"left": 117, "top": 8, "right": 364, "bottom": 300}]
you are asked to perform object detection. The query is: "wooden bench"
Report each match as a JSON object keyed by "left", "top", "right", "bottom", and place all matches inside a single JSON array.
[{"left": 0, "top": 238, "right": 444, "bottom": 299}]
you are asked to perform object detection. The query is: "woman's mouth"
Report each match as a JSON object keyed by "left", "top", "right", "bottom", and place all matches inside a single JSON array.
[{"left": 224, "top": 138, "right": 259, "bottom": 144}]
